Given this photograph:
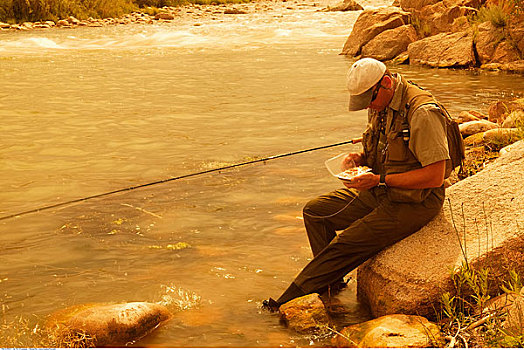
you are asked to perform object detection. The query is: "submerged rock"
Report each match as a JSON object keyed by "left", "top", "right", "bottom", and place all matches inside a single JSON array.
[
  {"left": 333, "top": 314, "right": 443, "bottom": 348},
  {"left": 279, "top": 293, "right": 330, "bottom": 333},
  {"left": 47, "top": 302, "right": 171, "bottom": 347}
]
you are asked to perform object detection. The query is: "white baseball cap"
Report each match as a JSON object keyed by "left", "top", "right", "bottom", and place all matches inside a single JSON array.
[{"left": 346, "top": 58, "right": 386, "bottom": 111}]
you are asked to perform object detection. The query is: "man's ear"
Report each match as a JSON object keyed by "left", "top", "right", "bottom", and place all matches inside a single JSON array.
[{"left": 382, "top": 75, "right": 393, "bottom": 89}]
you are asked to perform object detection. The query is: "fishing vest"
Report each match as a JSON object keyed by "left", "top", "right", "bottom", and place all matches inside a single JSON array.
[{"left": 362, "top": 75, "right": 449, "bottom": 203}]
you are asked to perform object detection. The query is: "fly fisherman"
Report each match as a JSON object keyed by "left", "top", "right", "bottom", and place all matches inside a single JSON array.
[{"left": 263, "top": 57, "right": 452, "bottom": 311}]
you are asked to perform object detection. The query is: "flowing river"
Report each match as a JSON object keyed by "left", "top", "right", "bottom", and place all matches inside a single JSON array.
[{"left": 0, "top": 0, "right": 522, "bottom": 346}]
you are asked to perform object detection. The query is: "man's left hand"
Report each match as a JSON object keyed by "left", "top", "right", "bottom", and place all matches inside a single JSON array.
[{"left": 343, "top": 173, "right": 379, "bottom": 191}]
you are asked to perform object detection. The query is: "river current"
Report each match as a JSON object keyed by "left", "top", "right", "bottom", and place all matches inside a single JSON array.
[{"left": 0, "top": 0, "right": 521, "bottom": 346}]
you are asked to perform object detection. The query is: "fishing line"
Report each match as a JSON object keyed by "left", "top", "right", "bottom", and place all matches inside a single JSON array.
[{"left": 0, "top": 138, "right": 363, "bottom": 222}]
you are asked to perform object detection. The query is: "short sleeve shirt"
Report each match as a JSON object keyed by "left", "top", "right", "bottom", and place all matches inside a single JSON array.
[{"left": 388, "top": 74, "right": 450, "bottom": 167}]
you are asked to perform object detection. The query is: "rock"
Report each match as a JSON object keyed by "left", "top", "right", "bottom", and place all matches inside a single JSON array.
[
  {"left": 488, "top": 99, "right": 524, "bottom": 124},
  {"left": 502, "top": 110, "right": 524, "bottom": 128},
  {"left": 279, "top": 293, "right": 330, "bottom": 333},
  {"left": 33, "top": 23, "right": 51, "bottom": 29},
  {"left": 455, "top": 111, "right": 481, "bottom": 124},
  {"left": 463, "top": 128, "right": 520, "bottom": 151},
  {"left": 0, "top": 22, "right": 11, "bottom": 29},
  {"left": 500, "top": 139, "right": 523, "bottom": 155},
  {"left": 450, "top": 15, "right": 470, "bottom": 32},
  {"left": 333, "top": 314, "right": 443, "bottom": 347},
  {"left": 459, "top": 120, "right": 499, "bottom": 137},
  {"left": 224, "top": 8, "right": 247, "bottom": 14},
  {"left": 414, "top": 3, "right": 474, "bottom": 36},
  {"left": 341, "top": 7, "right": 411, "bottom": 56},
  {"left": 499, "top": 60, "right": 524, "bottom": 74},
  {"left": 475, "top": 21, "right": 504, "bottom": 65},
  {"left": 47, "top": 302, "right": 171, "bottom": 347},
  {"left": 68, "top": 16, "right": 80, "bottom": 25},
  {"left": 399, "top": 0, "right": 440, "bottom": 11},
  {"left": 481, "top": 128, "right": 521, "bottom": 149},
  {"left": 483, "top": 289, "right": 524, "bottom": 336},
  {"left": 492, "top": 41, "right": 521, "bottom": 64},
  {"left": 56, "top": 19, "right": 69, "bottom": 27},
  {"left": 361, "top": 24, "right": 418, "bottom": 61},
  {"left": 325, "top": 0, "right": 364, "bottom": 12},
  {"left": 463, "top": 131, "right": 486, "bottom": 146},
  {"left": 155, "top": 13, "right": 175, "bottom": 20},
  {"left": 391, "top": 51, "right": 409, "bottom": 64},
  {"left": 407, "top": 31, "right": 475, "bottom": 68},
  {"left": 357, "top": 141, "right": 524, "bottom": 318}
]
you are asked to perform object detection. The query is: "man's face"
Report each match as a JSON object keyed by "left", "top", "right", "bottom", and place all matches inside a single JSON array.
[{"left": 367, "top": 77, "right": 392, "bottom": 111}]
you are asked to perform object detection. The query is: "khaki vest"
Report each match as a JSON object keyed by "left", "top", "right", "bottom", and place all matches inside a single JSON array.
[{"left": 362, "top": 76, "right": 444, "bottom": 203}]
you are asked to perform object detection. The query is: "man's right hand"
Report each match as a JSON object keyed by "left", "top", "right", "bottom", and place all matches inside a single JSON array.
[{"left": 344, "top": 152, "right": 365, "bottom": 168}]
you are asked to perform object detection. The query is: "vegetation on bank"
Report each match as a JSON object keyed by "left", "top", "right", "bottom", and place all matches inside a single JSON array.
[
  {"left": 0, "top": 0, "right": 251, "bottom": 23},
  {"left": 439, "top": 264, "right": 523, "bottom": 347}
]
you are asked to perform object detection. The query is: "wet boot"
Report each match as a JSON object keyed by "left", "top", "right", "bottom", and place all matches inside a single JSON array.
[{"left": 262, "top": 282, "right": 306, "bottom": 312}]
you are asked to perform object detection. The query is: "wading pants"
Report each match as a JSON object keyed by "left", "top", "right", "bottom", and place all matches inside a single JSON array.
[{"left": 276, "top": 186, "right": 444, "bottom": 305}]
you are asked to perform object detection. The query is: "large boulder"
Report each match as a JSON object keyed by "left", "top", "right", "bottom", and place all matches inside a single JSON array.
[
  {"left": 413, "top": 2, "right": 476, "bottom": 36},
  {"left": 279, "top": 293, "right": 331, "bottom": 333},
  {"left": 341, "top": 7, "right": 411, "bottom": 56},
  {"left": 357, "top": 141, "right": 524, "bottom": 318},
  {"left": 408, "top": 31, "right": 475, "bottom": 67},
  {"left": 361, "top": 24, "right": 418, "bottom": 61},
  {"left": 475, "top": 21, "right": 505, "bottom": 65},
  {"left": 47, "top": 302, "right": 172, "bottom": 347},
  {"left": 332, "top": 314, "right": 444, "bottom": 347}
]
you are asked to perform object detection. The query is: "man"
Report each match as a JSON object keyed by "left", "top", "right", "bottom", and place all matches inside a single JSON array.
[{"left": 263, "top": 57, "right": 451, "bottom": 310}]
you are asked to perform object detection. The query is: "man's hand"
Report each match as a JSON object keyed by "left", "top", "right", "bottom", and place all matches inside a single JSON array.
[
  {"left": 343, "top": 152, "right": 365, "bottom": 168},
  {"left": 343, "top": 172, "right": 379, "bottom": 191}
]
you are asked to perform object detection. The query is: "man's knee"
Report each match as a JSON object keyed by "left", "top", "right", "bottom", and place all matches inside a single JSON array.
[{"left": 303, "top": 196, "right": 324, "bottom": 218}]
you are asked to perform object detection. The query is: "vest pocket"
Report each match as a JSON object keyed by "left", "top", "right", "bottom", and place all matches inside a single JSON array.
[{"left": 385, "top": 131, "right": 408, "bottom": 162}]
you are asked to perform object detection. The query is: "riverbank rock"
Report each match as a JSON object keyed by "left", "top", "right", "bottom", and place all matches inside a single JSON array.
[
  {"left": 488, "top": 98, "right": 524, "bottom": 124},
  {"left": 459, "top": 120, "right": 499, "bottom": 137},
  {"left": 47, "top": 302, "right": 171, "bottom": 347},
  {"left": 279, "top": 293, "right": 330, "bottom": 333},
  {"left": 502, "top": 111, "right": 524, "bottom": 128},
  {"left": 483, "top": 288, "right": 524, "bottom": 336},
  {"left": 455, "top": 111, "right": 481, "bottom": 124},
  {"left": 324, "top": 0, "right": 364, "bottom": 12},
  {"left": 332, "top": 314, "right": 443, "bottom": 348},
  {"left": 357, "top": 141, "right": 524, "bottom": 318},
  {"left": 407, "top": 31, "right": 475, "bottom": 67},
  {"left": 361, "top": 24, "right": 418, "bottom": 61},
  {"left": 341, "top": 7, "right": 410, "bottom": 56}
]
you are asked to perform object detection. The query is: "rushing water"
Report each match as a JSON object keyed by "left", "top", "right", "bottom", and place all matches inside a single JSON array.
[{"left": 0, "top": 0, "right": 522, "bottom": 346}]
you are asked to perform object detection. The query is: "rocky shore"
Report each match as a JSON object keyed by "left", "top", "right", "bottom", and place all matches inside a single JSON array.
[
  {"left": 0, "top": 0, "right": 322, "bottom": 31},
  {"left": 341, "top": 0, "right": 524, "bottom": 73}
]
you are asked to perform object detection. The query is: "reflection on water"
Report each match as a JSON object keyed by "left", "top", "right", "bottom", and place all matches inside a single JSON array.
[{"left": 0, "top": 0, "right": 522, "bottom": 346}]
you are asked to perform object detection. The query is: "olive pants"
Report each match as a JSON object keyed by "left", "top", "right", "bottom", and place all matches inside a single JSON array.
[{"left": 276, "top": 186, "right": 444, "bottom": 304}]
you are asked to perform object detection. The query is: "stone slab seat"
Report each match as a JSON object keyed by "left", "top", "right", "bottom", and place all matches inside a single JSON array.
[{"left": 357, "top": 141, "right": 524, "bottom": 319}]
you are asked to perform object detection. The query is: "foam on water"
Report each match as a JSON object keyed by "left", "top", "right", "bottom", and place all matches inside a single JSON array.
[{"left": 0, "top": 6, "right": 357, "bottom": 54}]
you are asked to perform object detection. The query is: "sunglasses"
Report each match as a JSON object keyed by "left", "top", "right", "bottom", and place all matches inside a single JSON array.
[{"left": 370, "top": 81, "right": 383, "bottom": 103}]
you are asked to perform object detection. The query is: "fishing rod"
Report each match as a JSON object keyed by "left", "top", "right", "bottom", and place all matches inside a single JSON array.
[{"left": 0, "top": 137, "right": 363, "bottom": 222}]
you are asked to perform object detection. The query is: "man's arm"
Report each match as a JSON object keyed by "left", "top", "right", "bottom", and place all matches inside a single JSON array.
[{"left": 344, "top": 160, "right": 446, "bottom": 191}]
